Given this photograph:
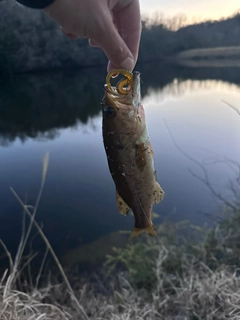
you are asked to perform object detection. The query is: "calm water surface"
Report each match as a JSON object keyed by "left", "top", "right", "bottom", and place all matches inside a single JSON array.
[{"left": 0, "top": 64, "right": 239, "bottom": 260}]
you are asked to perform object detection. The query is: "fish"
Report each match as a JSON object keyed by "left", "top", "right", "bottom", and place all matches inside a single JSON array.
[{"left": 102, "top": 69, "right": 164, "bottom": 239}]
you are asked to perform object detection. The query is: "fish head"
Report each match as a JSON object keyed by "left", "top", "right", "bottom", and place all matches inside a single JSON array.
[{"left": 102, "top": 71, "right": 145, "bottom": 135}]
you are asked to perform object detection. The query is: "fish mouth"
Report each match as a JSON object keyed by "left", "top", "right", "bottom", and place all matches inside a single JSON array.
[{"left": 104, "top": 70, "right": 141, "bottom": 107}]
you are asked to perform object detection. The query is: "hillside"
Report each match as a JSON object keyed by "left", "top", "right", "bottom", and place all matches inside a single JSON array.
[{"left": 1, "top": 0, "right": 240, "bottom": 73}]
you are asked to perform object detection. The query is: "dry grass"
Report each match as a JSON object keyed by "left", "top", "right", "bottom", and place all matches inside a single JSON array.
[
  {"left": 0, "top": 154, "right": 88, "bottom": 320},
  {"left": 0, "top": 283, "right": 71, "bottom": 320},
  {"left": 2, "top": 251, "right": 240, "bottom": 319}
]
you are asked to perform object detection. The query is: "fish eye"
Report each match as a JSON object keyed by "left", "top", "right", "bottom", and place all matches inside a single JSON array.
[{"left": 103, "top": 106, "right": 115, "bottom": 117}]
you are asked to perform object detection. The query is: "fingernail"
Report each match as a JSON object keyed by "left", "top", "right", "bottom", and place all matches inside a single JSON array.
[{"left": 121, "top": 57, "right": 134, "bottom": 72}]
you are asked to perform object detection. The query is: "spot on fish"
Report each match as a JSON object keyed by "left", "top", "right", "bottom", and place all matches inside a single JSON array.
[
  {"left": 136, "top": 127, "right": 149, "bottom": 144},
  {"left": 115, "top": 143, "right": 124, "bottom": 150},
  {"left": 154, "top": 170, "right": 157, "bottom": 180},
  {"left": 128, "top": 110, "right": 134, "bottom": 118},
  {"left": 107, "top": 156, "right": 114, "bottom": 162},
  {"left": 135, "top": 143, "right": 148, "bottom": 172},
  {"left": 149, "top": 143, "right": 154, "bottom": 156}
]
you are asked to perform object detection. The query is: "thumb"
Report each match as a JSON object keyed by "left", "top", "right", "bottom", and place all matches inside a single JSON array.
[{"left": 94, "top": 21, "right": 135, "bottom": 72}]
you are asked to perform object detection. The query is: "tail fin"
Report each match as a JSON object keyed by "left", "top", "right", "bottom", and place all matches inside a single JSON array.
[{"left": 129, "top": 225, "right": 157, "bottom": 240}]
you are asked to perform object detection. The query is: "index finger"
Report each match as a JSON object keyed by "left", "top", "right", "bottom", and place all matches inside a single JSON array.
[{"left": 109, "top": 0, "right": 141, "bottom": 71}]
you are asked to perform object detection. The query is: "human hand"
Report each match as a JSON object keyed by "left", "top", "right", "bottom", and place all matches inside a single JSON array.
[{"left": 44, "top": 0, "right": 141, "bottom": 72}]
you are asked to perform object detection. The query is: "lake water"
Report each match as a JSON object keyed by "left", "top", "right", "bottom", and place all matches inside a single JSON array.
[{"left": 0, "top": 64, "right": 239, "bottom": 264}]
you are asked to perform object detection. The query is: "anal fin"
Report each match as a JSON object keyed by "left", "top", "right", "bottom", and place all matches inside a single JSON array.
[
  {"left": 154, "top": 182, "right": 165, "bottom": 204},
  {"left": 116, "top": 190, "right": 130, "bottom": 215},
  {"left": 129, "top": 225, "right": 157, "bottom": 240}
]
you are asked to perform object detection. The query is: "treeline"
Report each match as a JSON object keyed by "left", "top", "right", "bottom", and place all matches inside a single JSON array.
[
  {"left": 1, "top": 0, "right": 240, "bottom": 73},
  {"left": 139, "top": 12, "right": 240, "bottom": 61}
]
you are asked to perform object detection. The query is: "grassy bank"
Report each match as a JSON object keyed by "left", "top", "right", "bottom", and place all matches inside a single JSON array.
[
  {"left": 176, "top": 46, "right": 240, "bottom": 60},
  {"left": 174, "top": 46, "right": 240, "bottom": 67},
  {"left": 1, "top": 213, "right": 240, "bottom": 319}
]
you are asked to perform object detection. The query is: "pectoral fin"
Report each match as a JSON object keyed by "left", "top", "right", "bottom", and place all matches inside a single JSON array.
[
  {"left": 116, "top": 190, "right": 130, "bottom": 215},
  {"left": 154, "top": 182, "right": 165, "bottom": 203}
]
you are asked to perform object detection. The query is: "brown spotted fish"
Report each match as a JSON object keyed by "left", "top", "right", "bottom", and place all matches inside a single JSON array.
[{"left": 102, "top": 69, "right": 164, "bottom": 239}]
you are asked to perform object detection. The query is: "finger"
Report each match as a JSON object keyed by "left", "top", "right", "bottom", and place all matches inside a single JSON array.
[
  {"left": 107, "top": 60, "right": 116, "bottom": 73},
  {"left": 88, "top": 39, "right": 100, "bottom": 47},
  {"left": 113, "top": 0, "right": 141, "bottom": 66},
  {"left": 91, "top": 13, "right": 135, "bottom": 72},
  {"left": 60, "top": 27, "right": 79, "bottom": 40}
]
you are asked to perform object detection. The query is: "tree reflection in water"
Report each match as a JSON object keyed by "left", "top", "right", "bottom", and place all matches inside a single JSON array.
[{"left": 0, "top": 64, "right": 240, "bottom": 146}]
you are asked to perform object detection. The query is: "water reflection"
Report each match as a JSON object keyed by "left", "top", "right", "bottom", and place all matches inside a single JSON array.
[
  {"left": 1, "top": 65, "right": 240, "bottom": 146},
  {"left": 146, "top": 79, "right": 240, "bottom": 102},
  {"left": 0, "top": 68, "right": 106, "bottom": 145}
]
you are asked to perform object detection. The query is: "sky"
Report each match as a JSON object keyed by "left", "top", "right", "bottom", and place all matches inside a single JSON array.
[{"left": 139, "top": 0, "right": 240, "bottom": 23}]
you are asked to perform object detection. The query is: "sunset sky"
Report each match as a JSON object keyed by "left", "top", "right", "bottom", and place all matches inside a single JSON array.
[{"left": 139, "top": 0, "right": 240, "bottom": 22}]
